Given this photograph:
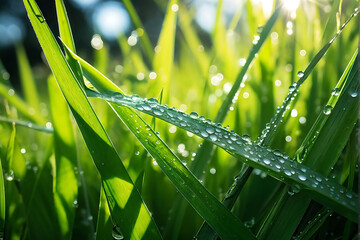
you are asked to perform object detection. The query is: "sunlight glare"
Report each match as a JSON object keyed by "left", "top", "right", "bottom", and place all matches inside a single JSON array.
[{"left": 282, "top": 0, "right": 300, "bottom": 12}]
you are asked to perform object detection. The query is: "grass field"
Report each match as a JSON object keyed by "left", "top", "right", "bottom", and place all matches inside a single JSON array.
[{"left": 0, "top": 0, "right": 359, "bottom": 239}]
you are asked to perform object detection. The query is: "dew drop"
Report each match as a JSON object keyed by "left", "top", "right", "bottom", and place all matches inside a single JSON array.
[
  {"left": 112, "top": 225, "right": 124, "bottom": 240},
  {"left": 209, "top": 134, "right": 218, "bottom": 141},
  {"left": 242, "top": 134, "right": 251, "bottom": 142},
  {"left": 205, "top": 127, "right": 215, "bottom": 134},
  {"left": 153, "top": 109, "right": 163, "bottom": 116},
  {"left": 323, "top": 105, "right": 332, "bottom": 115},
  {"left": 5, "top": 170, "right": 14, "bottom": 181},
  {"left": 331, "top": 87, "right": 340, "bottom": 96},
  {"left": 263, "top": 158, "right": 271, "bottom": 165},
  {"left": 350, "top": 91, "right": 358, "bottom": 98},
  {"left": 284, "top": 170, "right": 292, "bottom": 176},
  {"left": 298, "top": 175, "right": 307, "bottom": 181},
  {"left": 201, "top": 131, "right": 209, "bottom": 138},
  {"left": 190, "top": 112, "right": 198, "bottom": 119},
  {"left": 297, "top": 71, "right": 304, "bottom": 77}
]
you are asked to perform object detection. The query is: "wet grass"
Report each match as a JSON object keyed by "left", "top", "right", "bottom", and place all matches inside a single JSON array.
[{"left": 0, "top": 0, "right": 359, "bottom": 239}]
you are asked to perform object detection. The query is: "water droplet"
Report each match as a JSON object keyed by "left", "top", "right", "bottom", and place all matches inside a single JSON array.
[
  {"left": 298, "top": 175, "right": 307, "bottom": 181},
  {"left": 331, "top": 87, "right": 340, "bottom": 96},
  {"left": 244, "top": 217, "right": 255, "bottom": 228},
  {"left": 242, "top": 134, "right": 251, "bottom": 142},
  {"left": 73, "top": 200, "right": 79, "bottom": 208},
  {"left": 297, "top": 71, "right": 304, "bottom": 77},
  {"left": 201, "top": 131, "right": 209, "bottom": 138},
  {"left": 323, "top": 105, "right": 332, "bottom": 115},
  {"left": 153, "top": 109, "right": 163, "bottom": 116},
  {"left": 210, "top": 168, "right": 216, "bottom": 174},
  {"left": 205, "top": 127, "right": 215, "bottom": 134},
  {"left": 209, "top": 134, "right": 218, "bottom": 141},
  {"left": 5, "top": 170, "right": 14, "bottom": 181},
  {"left": 350, "top": 91, "right": 358, "bottom": 98},
  {"left": 190, "top": 112, "right": 198, "bottom": 119},
  {"left": 284, "top": 170, "right": 292, "bottom": 176},
  {"left": 263, "top": 158, "right": 271, "bottom": 165},
  {"left": 112, "top": 225, "right": 124, "bottom": 240}
]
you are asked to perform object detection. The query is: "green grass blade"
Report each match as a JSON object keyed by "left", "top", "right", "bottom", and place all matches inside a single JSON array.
[
  {"left": 215, "top": 6, "right": 281, "bottom": 124},
  {"left": 295, "top": 208, "right": 332, "bottom": 240},
  {"left": 0, "top": 83, "right": 46, "bottom": 124},
  {"left": 55, "top": 0, "right": 76, "bottom": 53},
  {"left": 153, "top": 0, "right": 178, "bottom": 87},
  {"left": 15, "top": 43, "right": 40, "bottom": 112},
  {"left": 0, "top": 116, "right": 53, "bottom": 133},
  {"left": 122, "top": 0, "right": 154, "bottom": 65},
  {"left": 89, "top": 90, "right": 358, "bottom": 221},
  {"left": 49, "top": 75, "right": 78, "bottom": 239},
  {"left": 23, "top": 1, "right": 162, "bottom": 239},
  {"left": 96, "top": 186, "right": 113, "bottom": 240},
  {"left": 65, "top": 48, "right": 256, "bottom": 240}
]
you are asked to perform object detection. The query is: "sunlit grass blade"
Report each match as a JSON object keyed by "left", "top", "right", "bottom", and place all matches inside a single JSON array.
[
  {"left": 23, "top": 0, "right": 162, "bottom": 239},
  {"left": 89, "top": 90, "right": 358, "bottom": 221},
  {"left": 49, "top": 75, "right": 78, "bottom": 239},
  {"left": 153, "top": 0, "right": 178, "bottom": 91},
  {"left": 0, "top": 116, "right": 53, "bottom": 133},
  {"left": 122, "top": 0, "right": 154, "bottom": 65},
  {"left": 66, "top": 48, "right": 256, "bottom": 240},
  {"left": 0, "top": 83, "right": 46, "bottom": 124},
  {"left": 15, "top": 43, "right": 40, "bottom": 112}
]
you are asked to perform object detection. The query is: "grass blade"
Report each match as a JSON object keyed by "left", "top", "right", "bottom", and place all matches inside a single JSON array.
[
  {"left": 89, "top": 90, "right": 358, "bottom": 221},
  {"left": 23, "top": 0, "right": 162, "bottom": 239},
  {"left": 0, "top": 116, "right": 53, "bottom": 133},
  {"left": 49, "top": 75, "right": 78, "bottom": 239},
  {"left": 153, "top": 0, "right": 178, "bottom": 88},
  {"left": 15, "top": 43, "right": 40, "bottom": 112},
  {"left": 122, "top": 0, "right": 154, "bottom": 65},
  {"left": 0, "top": 83, "right": 46, "bottom": 124}
]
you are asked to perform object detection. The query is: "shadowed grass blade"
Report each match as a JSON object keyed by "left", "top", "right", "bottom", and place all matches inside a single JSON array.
[{"left": 23, "top": 0, "right": 162, "bottom": 239}]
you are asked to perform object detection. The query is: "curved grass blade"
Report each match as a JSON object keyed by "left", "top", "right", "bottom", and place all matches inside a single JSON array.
[
  {"left": 49, "top": 75, "right": 78, "bottom": 239},
  {"left": 23, "top": 0, "right": 162, "bottom": 239},
  {"left": 88, "top": 91, "right": 358, "bottom": 221},
  {"left": 66, "top": 48, "right": 256, "bottom": 240},
  {"left": 0, "top": 116, "right": 53, "bottom": 133}
]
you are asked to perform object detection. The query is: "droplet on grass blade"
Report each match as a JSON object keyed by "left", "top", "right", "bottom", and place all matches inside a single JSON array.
[
  {"left": 112, "top": 225, "right": 124, "bottom": 240},
  {"left": 323, "top": 105, "right": 333, "bottom": 115}
]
